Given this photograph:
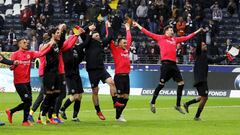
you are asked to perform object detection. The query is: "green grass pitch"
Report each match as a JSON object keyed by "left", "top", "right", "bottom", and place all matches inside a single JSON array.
[{"left": 0, "top": 92, "right": 240, "bottom": 135}]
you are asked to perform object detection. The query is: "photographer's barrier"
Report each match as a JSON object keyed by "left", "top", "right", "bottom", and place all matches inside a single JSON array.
[{"left": 1, "top": 64, "right": 240, "bottom": 98}]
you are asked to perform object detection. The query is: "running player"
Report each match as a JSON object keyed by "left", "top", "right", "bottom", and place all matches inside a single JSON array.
[
  {"left": 133, "top": 21, "right": 204, "bottom": 114},
  {"left": 5, "top": 37, "right": 51, "bottom": 126},
  {"left": 183, "top": 41, "right": 228, "bottom": 120},
  {"left": 109, "top": 23, "right": 132, "bottom": 122}
]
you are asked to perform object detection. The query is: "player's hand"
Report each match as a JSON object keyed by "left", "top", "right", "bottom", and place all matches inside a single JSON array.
[
  {"left": 58, "top": 23, "right": 67, "bottom": 31},
  {"left": 0, "top": 55, "right": 3, "bottom": 61},
  {"left": 73, "top": 26, "right": 85, "bottom": 36},
  {"left": 132, "top": 21, "right": 138, "bottom": 27},
  {"left": 13, "top": 60, "right": 19, "bottom": 65},
  {"left": 125, "top": 23, "right": 130, "bottom": 31},
  {"left": 106, "top": 20, "right": 111, "bottom": 27}
]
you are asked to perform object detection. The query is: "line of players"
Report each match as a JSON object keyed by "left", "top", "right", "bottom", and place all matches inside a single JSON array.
[{"left": 0, "top": 20, "right": 233, "bottom": 126}]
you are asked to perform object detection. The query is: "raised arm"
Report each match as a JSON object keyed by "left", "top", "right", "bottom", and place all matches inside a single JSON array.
[
  {"left": 175, "top": 28, "right": 203, "bottom": 43},
  {"left": 31, "top": 42, "right": 53, "bottom": 58},
  {"left": 133, "top": 21, "right": 162, "bottom": 41},
  {"left": 61, "top": 26, "right": 85, "bottom": 52},
  {"left": 102, "top": 21, "right": 114, "bottom": 47},
  {"left": 125, "top": 23, "right": 132, "bottom": 50}
]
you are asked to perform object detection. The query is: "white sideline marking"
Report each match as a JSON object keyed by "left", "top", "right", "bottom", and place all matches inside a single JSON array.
[{"left": 0, "top": 106, "right": 239, "bottom": 114}]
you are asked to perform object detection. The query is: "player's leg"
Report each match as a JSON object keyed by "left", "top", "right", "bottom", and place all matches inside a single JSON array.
[
  {"left": 72, "top": 93, "right": 82, "bottom": 122},
  {"left": 183, "top": 96, "right": 201, "bottom": 113}
]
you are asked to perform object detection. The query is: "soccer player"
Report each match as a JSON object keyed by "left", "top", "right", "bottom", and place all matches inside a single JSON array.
[
  {"left": 5, "top": 38, "right": 51, "bottom": 126},
  {"left": 183, "top": 42, "right": 228, "bottom": 120},
  {"left": 85, "top": 21, "right": 123, "bottom": 120},
  {"left": 109, "top": 23, "right": 132, "bottom": 122},
  {"left": 28, "top": 33, "right": 50, "bottom": 123},
  {"left": 133, "top": 21, "right": 204, "bottom": 114},
  {"left": 59, "top": 24, "right": 95, "bottom": 122},
  {"left": 0, "top": 54, "right": 18, "bottom": 126},
  {"left": 40, "top": 25, "right": 84, "bottom": 125}
]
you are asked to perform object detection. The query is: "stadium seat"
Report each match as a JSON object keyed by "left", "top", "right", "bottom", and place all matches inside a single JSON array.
[
  {"left": 4, "top": 0, "right": 12, "bottom": 5},
  {"left": 21, "top": 0, "right": 28, "bottom": 6},
  {"left": 13, "top": 3, "right": 21, "bottom": 15},
  {"left": 0, "top": 0, "right": 4, "bottom": 5},
  {"left": 5, "top": 9, "right": 13, "bottom": 16},
  {"left": 0, "top": 13, "right": 5, "bottom": 20},
  {"left": 28, "top": 0, "right": 35, "bottom": 5}
]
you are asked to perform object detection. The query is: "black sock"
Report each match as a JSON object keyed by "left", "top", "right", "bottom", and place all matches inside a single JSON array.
[
  {"left": 115, "top": 98, "right": 124, "bottom": 119},
  {"left": 73, "top": 100, "right": 81, "bottom": 118},
  {"left": 119, "top": 98, "right": 129, "bottom": 115},
  {"left": 95, "top": 105, "right": 101, "bottom": 113},
  {"left": 186, "top": 98, "right": 199, "bottom": 106},
  {"left": 11, "top": 103, "right": 25, "bottom": 114},
  {"left": 195, "top": 107, "right": 203, "bottom": 118},
  {"left": 176, "top": 84, "right": 184, "bottom": 106},
  {"left": 151, "top": 84, "right": 164, "bottom": 104},
  {"left": 23, "top": 100, "right": 31, "bottom": 122},
  {"left": 61, "top": 98, "right": 72, "bottom": 111},
  {"left": 112, "top": 96, "right": 117, "bottom": 104}
]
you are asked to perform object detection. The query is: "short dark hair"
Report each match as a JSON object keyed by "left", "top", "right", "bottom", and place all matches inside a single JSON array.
[
  {"left": 117, "top": 37, "right": 125, "bottom": 44},
  {"left": 17, "top": 37, "right": 27, "bottom": 45},
  {"left": 163, "top": 25, "right": 173, "bottom": 34},
  {"left": 48, "top": 26, "right": 59, "bottom": 37}
]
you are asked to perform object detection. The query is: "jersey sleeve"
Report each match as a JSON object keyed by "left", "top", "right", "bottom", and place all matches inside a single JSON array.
[
  {"left": 175, "top": 33, "right": 196, "bottom": 43},
  {"left": 126, "top": 29, "right": 132, "bottom": 50},
  {"left": 141, "top": 28, "right": 163, "bottom": 41},
  {"left": 61, "top": 35, "right": 78, "bottom": 52}
]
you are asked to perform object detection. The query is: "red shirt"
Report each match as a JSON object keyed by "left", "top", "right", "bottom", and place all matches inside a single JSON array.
[
  {"left": 38, "top": 56, "right": 46, "bottom": 77},
  {"left": 11, "top": 47, "right": 50, "bottom": 84},
  {"left": 141, "top": 28, "right": 196, "bottom": 62},
  {"left": 110, "top": 30, "right": 132, "bottom": 74}
]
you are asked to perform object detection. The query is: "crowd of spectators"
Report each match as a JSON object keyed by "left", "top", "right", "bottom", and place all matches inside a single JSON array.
[{"left": 0, "top": 0, "right": 240, "bottom": 65}]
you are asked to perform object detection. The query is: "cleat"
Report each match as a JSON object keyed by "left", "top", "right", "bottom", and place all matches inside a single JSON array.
[
  {"left": 53, "top": 117, "right": 63, "bottom": 124},
  {"left": 49, "top": 118, "right": 58, "bottom": 125},
  {"left": 36, "top": 119, "right": 42, "bottom": 124},
  {"left": 0, "top": 121, "right": 5, "bottom": 126},
  {"left": 59, "top": 110, "right": 67, "bottom": 120},
  {"left": 5, "top": 109, "right": 12, "bottom": 124},
  {"left": 96, "top": 112, "right": 106, "bottom": 120},
  {"left": 114, "top": 102, "right": 124, "bottom": 108},
  {"left": 183, "top": 103, "right": 189, "bottom": 113},
  {"left": 149, "top": 103, "right": 156, "bottom": 113},
  {"left": 40, "top": 116, "right": 47, "bottom": 125},
  {"left": 194, "top": 117, "right": 201, "bottom": 121},
  {"left": 116, "top": 115, "right": 127, "bottom": 122},
  {"left": 72, "top": 117, "right": 80, "bottom": 122},
  {"left": 22, "top": 121, "right": 31, "bottom": 126},
  {"left": 28, "top": 115, "right": 35, "bottom": 122},
  {"left": 174, "top": 106, "right": 185, "bottom": 114}
]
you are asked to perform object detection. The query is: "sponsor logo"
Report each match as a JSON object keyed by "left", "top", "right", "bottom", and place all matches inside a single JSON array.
[{"left": 141, "top": 89, "right": 229, "bottom": 97}]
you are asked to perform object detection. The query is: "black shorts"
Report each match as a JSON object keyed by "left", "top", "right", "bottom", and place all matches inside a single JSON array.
[
  {"left": 66, "top": 74, "right": 84, "bottom": 94},
  {"left": 88, "top": 69, "right": 111, "bottom": 88},
  {"left": 195, "top": 81, "right": 209, "bottom": 97},
  {"left": 160, "top": 61, "right": 183, "bottom": 83},
  {"left": 59, "top": 74, "right": 66, "bottom": 93},
  {"left": 15, "top": 83, "right": 32, "bottom": 102},
  {"left": 114, "top": 74, "right": 130, "bottom": 94},
  {"left": 43, "top": 71, "right": 61, "bottom": 94}
]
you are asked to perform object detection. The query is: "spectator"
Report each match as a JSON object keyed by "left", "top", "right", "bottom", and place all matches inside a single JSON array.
[
  {"left": 31, "top": 0, "right": 42, "bottom": 20},
  {"left": 193, "top": 3, "right": 204, "bottom": 28},
  {"left": 147, "top": 3, "right": 158, "bottom": 33},
  {"left": 211, "top": 2, "right": 223, "bottom": 22},
  {"left": 42, "top": 0, "right": 54, "bottom": 25},
  {"left": 157, "top": 15, "right": 166, "bottom": 34},
  {"left": 204, "top": 20, "right": 218, "bottom": 45},
  {"left": 85, "top": 2, "right": 100, "bottom": 22},
  {"left": 185, "top": 15, "right": 195, "bottom": 34},
  {"left": 29, "top": 36, "right": 39, "bottom": 51},
  {"left": 10, "top": 39, "right": 19, "bottom": 52},
  {"left": 223, "top": 39, "right": 233, "bottom": 64},
  {"left": 99, "top": 0, "right": 112, "bottom": 21},
  {"left": 73, "top": 0, "right": 87, "bottom": 20},
  {"left": 0, "top": 14, "right": 4, "bottom": 34},
  {"left": 136, "top": 1, "right": 148, "bottom": 27},
  {"left": 7, "top": 28, "right": 17, "bottom": 45},
  {"left": 137, "top": 41, "right": 149, "bottom": 63},
  {"left": 176, "top": 43, "right": 183, "bottom": 64},
  {"left": 227, "top": 0, "right": 237, "bottom": 16},
  {"left": 20, "top": 5, "right": 33, "bottom": 30},
  {"left": 176, "top": 16, "right": 186, "bottom": 36}
]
